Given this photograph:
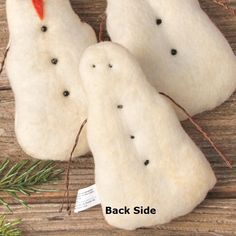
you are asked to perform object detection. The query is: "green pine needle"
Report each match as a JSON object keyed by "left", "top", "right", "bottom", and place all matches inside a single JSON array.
[
  {"left": 0, "top": 160, "right": 64, "bottom": 211},
  {"left": 0, "top": 216, "right": 21, "bottom": 236}
]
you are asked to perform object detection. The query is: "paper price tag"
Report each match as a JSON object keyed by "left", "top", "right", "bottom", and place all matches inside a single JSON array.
[{"left": 74, "top": 184, "right": 101, "bottom": 213}]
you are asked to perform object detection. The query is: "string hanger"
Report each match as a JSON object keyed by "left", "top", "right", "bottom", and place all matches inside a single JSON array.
[
  {"left": 98, "top": 14, "right": 107, "bottom": 42},
  {"left": 60, "top": 119, "right": 88, "bottom": 215},
  {"left": 159, "top": 92, "right": 233, "bottom": 168},
  {"left": 0, "top": 47, "right": 10, "bottom": 77},
  {"left": 212, "top": 0, "right": 236, "bottom": 16}
]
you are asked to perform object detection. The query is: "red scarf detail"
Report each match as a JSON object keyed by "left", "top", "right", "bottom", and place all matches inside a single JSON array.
[{"left": 32, "top": 0, "right": 44, "bottom": 20}]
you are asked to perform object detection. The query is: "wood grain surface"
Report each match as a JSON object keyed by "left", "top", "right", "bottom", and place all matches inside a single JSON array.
[{"left": 0, "top": 0, "right": 236, "bottom": 235}]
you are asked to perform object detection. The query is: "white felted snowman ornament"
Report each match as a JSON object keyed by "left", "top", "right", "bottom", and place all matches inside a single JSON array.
[
  {"left": 79, "top": 42, "right": 217, "bottom": 230},
  {"left": 106, "top": 0, "right": 236, "bottom": 120},
  {"left": 6, "top": 0, "right": 97, "bottom": 160}
]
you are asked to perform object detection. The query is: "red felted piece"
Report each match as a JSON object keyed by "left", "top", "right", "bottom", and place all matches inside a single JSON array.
[{"left": 32, "top": 0, "right": 44, "bottom": 20}]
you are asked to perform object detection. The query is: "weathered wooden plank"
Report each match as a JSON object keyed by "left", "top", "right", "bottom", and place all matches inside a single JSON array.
[
  {"left": 0, "top": 199, "right": 236, "bottom": 235},
  {"left": 24, "top": 231, "right": 225, "bottom": 236}
]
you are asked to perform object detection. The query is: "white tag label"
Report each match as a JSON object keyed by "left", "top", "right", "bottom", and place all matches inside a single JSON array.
[{"left": 74, "top": 184, "right": 101, "bottom": 213}]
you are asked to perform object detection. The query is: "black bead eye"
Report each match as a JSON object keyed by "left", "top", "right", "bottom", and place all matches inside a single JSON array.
[
  {"left": 130, "top": 135, "right": 135, "bottom": 139},
  {"left": 108, "top": 64, "right": 113, "bottom": 68},
  {"left": 171, "top": 49, "right": 178, "bottom": 56},
  {"left": 92, "top": 64, "right": 96, "bottom": 68},
  {"left": 63, "top": 91, "right": 70, "bottom": 97},
  {"left": 41, "top": 25, "right": 47, "bottom": 32},
  {"left": 144, "top": 160, "right": 150, "bottom": 166},
  {"left": 156, "top": 19, "right": 162, "bottom": 25},
  {"left": 117, "top": 105, "right": 123, "bottom": 109},
  {"left": 51, "top": 58, "right": 58, "bottom": 64}
]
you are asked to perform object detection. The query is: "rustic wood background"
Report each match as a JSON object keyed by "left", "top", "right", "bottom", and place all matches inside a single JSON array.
[{"left": 0, "top": 0, "right": 236, "bottom": 235}]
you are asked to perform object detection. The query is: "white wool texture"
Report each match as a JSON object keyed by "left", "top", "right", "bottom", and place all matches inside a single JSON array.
[
  {"left": 79, "top": 42, "right": 216, "bottom": 230},
  {"left": 106, "top": 0, "right": 236, "bottom": 120},
  {"left": 6, "top": 0, "right": 97, "bottom": 160}
]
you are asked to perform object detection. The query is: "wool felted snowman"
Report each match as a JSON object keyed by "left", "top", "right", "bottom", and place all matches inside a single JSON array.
[
  {"left": 106, "top": 0, "right": 236, "bottom": 120},
  {"left": 79, "top": 42, "right": 216, "bottom": 230},
  {"left": 6, "top": 0, "right": 97, "bottom": 160}
]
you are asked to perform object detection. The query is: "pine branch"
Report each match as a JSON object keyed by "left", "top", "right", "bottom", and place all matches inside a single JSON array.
[
  {"left": 0, "top": 160, "right": 64, "bottom": 211},
  {"left": 0, "top": 216, "right": 21, "bottom": 236}
]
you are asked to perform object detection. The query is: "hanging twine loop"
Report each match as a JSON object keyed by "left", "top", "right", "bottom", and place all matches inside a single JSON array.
[
  {"left": 60, "top": 119, "right": 88, "bottom": 215},
  {"left": 159, "top": 92, "right": 233, "bottom": 168},
  {"left": 98, "top": 13, "right": 107, "bottom": 42},
  {"left": 0, "top": 47, "right": 10, "bottom": 77},
  {"left": 212, "top": 0, "right": 236, "bottom": 16}
]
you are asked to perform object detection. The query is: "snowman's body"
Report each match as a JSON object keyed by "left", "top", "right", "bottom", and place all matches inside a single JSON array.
[
  {"left": 106, "top": 0, "right": 236, "bottom": 120},
  {"left": 79, "top": 42, "right": 216, "bottom": 230},
  {"left": 6, "top": 0, "right": 97, "bottom": 160}
]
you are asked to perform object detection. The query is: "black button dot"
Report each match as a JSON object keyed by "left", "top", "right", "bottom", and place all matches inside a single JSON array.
[
  {"left": 171, "top": 49, "right": 178, "bottom": 56},
  {"left": 108, "top": 64, "right": 113, "bottom": 68},
  {"left": 117, "top": 105, "right": 123, "bottom": 109},
  {"left": 144, "top": 160, "right": 150, "bottom": 166},
  {"left": 41, "top": 26, "right": 48, "bottom": 32},
  {"left": 130, "top": 135, "right": 135, "bottom": 139},
  {"left": 92, "top": 64, "right": 96, "bottom": 68},
  {"left": 51, "top": 58, "right": 58, "bottom": 65},
  {"left": 156, "top": 19, "right": 162, "bottom": 25},
  {"left": 63, "top": 91, "right": 70, "bottom": 97}
]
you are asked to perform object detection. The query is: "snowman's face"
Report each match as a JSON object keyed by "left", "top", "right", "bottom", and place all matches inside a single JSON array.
[{"left": 79, "top": 42, "right": 142, "bottom": 95}]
